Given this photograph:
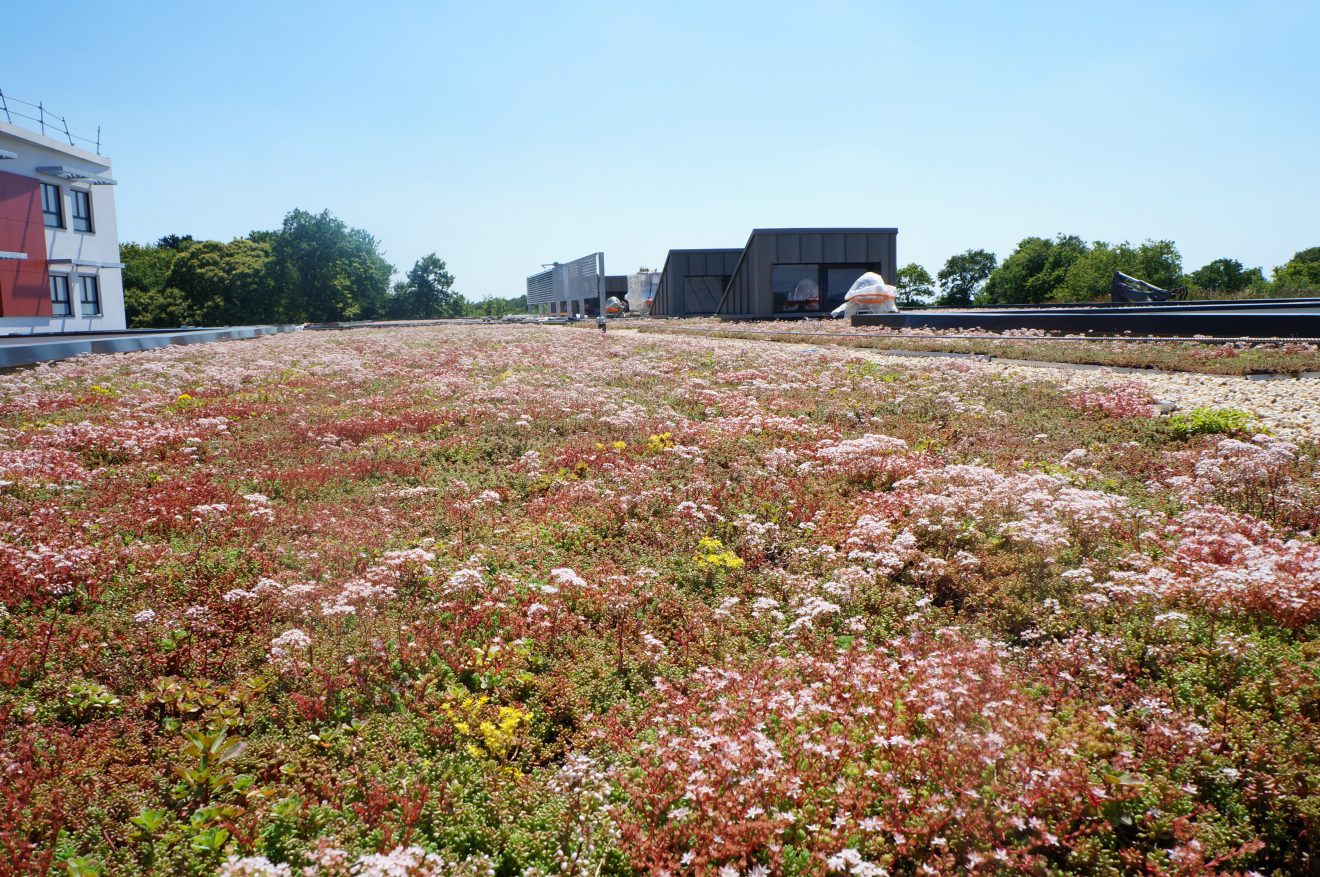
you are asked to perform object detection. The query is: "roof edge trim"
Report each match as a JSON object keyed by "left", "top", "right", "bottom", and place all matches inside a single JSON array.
[{"left": 749, "top": 227, "right": 899, "bottom": 235}]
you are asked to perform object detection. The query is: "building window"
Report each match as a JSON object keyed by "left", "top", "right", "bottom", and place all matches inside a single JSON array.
[
  {"left": 772, "top": 263, "right": 883, "bottom": 314},
  {"left": 772, "top": 264, "right": 822, "bottom": 313},
  {"left": 826, "top": 266, "right": 874, "bottom": 311},
  {"left": 50, "top": 274, "right": 72, "bottom": 316},
  {"left": 41, "top": 182, "right": 63, "bottom": 228},
  {"left": 71, "top": 189, "right": 93, "bottom": 233},
  {"left": 79, "top": 275, "right": 101, "bottom": 316}
]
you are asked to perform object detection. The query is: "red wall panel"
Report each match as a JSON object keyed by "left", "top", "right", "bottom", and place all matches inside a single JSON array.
[{"left": 0, "top": 170, "right": 51, "bottom": 318}]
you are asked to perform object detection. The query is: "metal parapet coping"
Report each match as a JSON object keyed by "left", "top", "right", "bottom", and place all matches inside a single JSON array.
[
  {"left": 0, "top": 325, "right": 302, "bottom": 370},
  {"left": 851, "top": 309, "right": 1320, "bottom": 338},
  {"left": 651, "top": 325, "right": 1320, "bottom": 344}
]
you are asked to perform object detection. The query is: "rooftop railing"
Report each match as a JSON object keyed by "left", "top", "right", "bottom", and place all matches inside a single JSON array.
[{"left": 0, "top": 89, "right": 102, "bottom": 154}]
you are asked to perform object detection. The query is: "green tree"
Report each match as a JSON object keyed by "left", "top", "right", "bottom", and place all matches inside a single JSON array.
[
  {"left": 463, "top": 295, "right": 527, "bottom": 317},
  {"left": 121, "top": 241, "right": 177, "bottom": 304},
  {"left": 1130, "top": 239, "right": 1184, "bottom": 291},
  {"left": 269, "top": 209, "right": 393, "bottom": 323},
  {"left": 1186, "top": 258, "right": 1265, "bottom": 294},
  {"left": 1054, "top": 239, "right": 1183, "bottom": 302},
  {"left": 121, "top": 241, "right": 191, "bottom": 328},
  {"left": 982, "top": 234, "right": 1088, "bottom": 304},
  {"left": 165, "top": 238, "right": 276, "bottom": 326},
  {"left": 936, "top": 249, "right": 997, "bottom": 306},
  {"left": 126, "top": 286, "right": 193, "bottom": 328},
  {"left": 1273, "top": 247, "right": 1320, "bottom": 293},
  {"left": 156, "top": 234, "right": 195, "bottom": 251},
  {"left": 895, "top": 263, "right": 935, "bottom": 306},
  {"left": 388, "top": 254, "right": 460, "bottom": 319},
  {"left": 1057, "top": 243, "right": 1121, "bottom": 302}
]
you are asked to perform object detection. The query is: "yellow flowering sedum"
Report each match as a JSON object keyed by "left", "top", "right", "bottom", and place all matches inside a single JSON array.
[
  {"left": 695, "top": 536, "right": 744, "bottom": 571},
  {"left": 476, "top": 705, "right": 531, "bottom": 759},
  {"left": 648, "top": 432, "right": 675, "bottom": 452},
  {"left": 441, "top": 693, "right": 531, "bottom": 762},
  {"left": 170, "top": 392, "right": 203, "bottom": 413}
]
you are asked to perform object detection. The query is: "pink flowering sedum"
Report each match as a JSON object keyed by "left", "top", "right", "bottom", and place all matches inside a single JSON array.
[{"left": 0, "top": 324, "right": 1313, "bottom": 875}]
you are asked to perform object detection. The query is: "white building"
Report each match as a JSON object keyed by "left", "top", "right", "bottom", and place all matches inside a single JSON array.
[{"left": 0, "top": 110, "right": 125, "bottom": 334}]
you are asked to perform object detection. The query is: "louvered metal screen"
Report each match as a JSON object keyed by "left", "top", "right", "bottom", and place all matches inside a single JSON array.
[
  {"left": 525, "top": 253, "right": 604, "bottom": 313},
  {"left": 526, "top": 269, "right": 556, "bottom": 306}
]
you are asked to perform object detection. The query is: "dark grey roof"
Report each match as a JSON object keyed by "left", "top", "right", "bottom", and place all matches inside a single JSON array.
[{"left": 750, "top": 227, "right": 898, "bottom": 235}]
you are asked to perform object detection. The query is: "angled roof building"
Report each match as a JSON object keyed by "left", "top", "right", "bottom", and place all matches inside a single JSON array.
[
  {"left": 651, "top": 248, "right": 742, "bottom": 317},
  {"left": 715, "top": 228, "right": 898, "bottom": 319}
]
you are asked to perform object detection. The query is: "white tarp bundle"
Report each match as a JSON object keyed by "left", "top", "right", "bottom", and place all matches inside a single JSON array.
[
  {"left": 830, "top": 272, "right": 899, "bottom": 318},
  {"left": 626, "top": 271, "right": 661, "bottom": 316}
]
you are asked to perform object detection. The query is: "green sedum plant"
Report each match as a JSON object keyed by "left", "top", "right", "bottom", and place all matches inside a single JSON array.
[
  {"left": 61, "top": 680, "right": 121, "bottom": 724},
  {"left": 1167, "top": 406, "right": 1255, "bottom": 438}
]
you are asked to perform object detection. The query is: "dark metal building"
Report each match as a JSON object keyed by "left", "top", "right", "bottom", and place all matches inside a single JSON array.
[
  {"left": 604, "top": 275, "right": 627, "bottom": 306},
  {"left": 651, "top": 248, "right": 743, "bottom": 317},
  {"left": 578, "top": 276, "right": 630, "bottom": 317},
  {"left": 715, "top": 228, "right": 898, "bottom": 319}
]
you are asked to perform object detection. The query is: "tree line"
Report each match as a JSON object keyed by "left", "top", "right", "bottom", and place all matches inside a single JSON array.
[
  {"left": 120, "top": 208, "right": 525, "bottom": 328},
  {"left": 894, "top": 237, "right": 1320, "bottom": 307}
]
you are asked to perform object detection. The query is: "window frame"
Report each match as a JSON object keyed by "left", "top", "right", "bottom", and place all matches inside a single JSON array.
[
  {"left": 771, "top": 262, "right": 885, "bottom": 316},
  {"left": 78, "top": 274, "right": 102, "bottom": 316},
  {"left": 50, "top": 274, "right": 72, "bottom": 317},
  {"left": 41, "top": 182, "right": 64, "bottom": 229},
  {"left": 71, "top": 188, "right": 94, "bottom": 233},
  {"left": 824, "top": 265, "right": 877, "bottom": 312},
  {"left": 771, "top": 264, "right": 823, "bottom": 314}
]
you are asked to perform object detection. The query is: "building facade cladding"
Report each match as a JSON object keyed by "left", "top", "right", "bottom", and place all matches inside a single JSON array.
[
  {"left": 651, "top": 248, "right": 743, "bottom": 317},
  {"left": 715, "top": 229, "right": 898, "bottom": 319},
  {"left": 0, "top": 121, "right": 125, "bottom": 333}
]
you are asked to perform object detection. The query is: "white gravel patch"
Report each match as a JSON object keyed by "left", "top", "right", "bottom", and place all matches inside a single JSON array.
[{"left": 992, "top": 363, "right": 1320, "bottom": 441}]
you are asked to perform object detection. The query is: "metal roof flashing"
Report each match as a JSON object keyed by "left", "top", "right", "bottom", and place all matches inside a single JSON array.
[{"left": 749, "top": 227, "right": 899, "bottom": 235}]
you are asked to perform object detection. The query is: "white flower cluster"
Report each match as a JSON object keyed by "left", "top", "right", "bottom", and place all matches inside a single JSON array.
[
  {"left": 220, "top": 843, "right": 497, "bottom": 877},
  {"left": 268, "top": 628, "right": 312, "bottom": 672}
]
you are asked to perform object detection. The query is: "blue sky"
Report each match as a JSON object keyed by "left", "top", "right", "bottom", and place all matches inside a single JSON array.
[{"left": 5, "top": 0, "right": 1317, "bottom": 297}]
